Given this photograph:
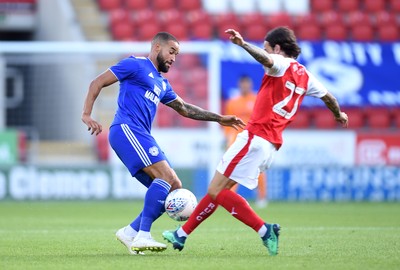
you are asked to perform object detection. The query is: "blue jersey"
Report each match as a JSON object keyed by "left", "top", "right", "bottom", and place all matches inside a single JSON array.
[{"left": 109, "top": 56, "right": 178, "bottom": 133}]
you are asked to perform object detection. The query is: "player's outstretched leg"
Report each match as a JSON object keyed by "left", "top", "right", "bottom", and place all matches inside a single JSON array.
[
  {"left": 261, "top": 223, "right": 280, "bottom": 256},
  {"left": 162, "top": 227, "right": 186, "bottom": 251},
  {"left": 115, "top": 227, "right": 144, "bottom": 255}
]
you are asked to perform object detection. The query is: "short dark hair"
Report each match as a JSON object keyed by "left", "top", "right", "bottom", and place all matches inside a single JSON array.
[
  {"left": 265, "top": 27, "right": 301, "bottom": 59},
  {"left": 152, "top": 32, "right": 179, "bottom": 45}
]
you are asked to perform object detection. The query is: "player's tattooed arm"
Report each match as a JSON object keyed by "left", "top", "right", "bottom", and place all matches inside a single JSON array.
[
  {"left": 167, "top": 97, "right": 246, "bottom": 129},
  {"left": 167, "top": 97, "right": 222, "bottom": 121},
  {"left": 241, "top": 42, "right": 274, "bottom": 68},
  {"left": 321, "top": 92, "right": 341, "bottom": 118}
]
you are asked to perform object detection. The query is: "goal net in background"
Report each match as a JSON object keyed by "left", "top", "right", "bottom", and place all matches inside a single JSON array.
[{"left": 0, "top": 41, "right": 225, "bottom": 180}]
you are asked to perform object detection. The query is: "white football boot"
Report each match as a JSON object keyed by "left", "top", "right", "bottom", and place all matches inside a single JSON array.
[
  {"left": 115, "top": 227, "right": 144, "bottom": 255},
  {"left": 131, "top": 236, "right": 167, "bottom": 252}
]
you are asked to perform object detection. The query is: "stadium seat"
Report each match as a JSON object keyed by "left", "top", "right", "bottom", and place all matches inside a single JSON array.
[
  {"left": 158, "top": 9, "right": 186, "bottom": 26},
  {"left": 346, "top": 11, "right": 373, "bottom": 28},
  {"left": 137, "top": 23, "right": 161, "bottom": 40},
  {"left": 373, "top": 11, "right": 397, "bottom": 28},
  {"left": 266, "top": 12, "right": 293, "bottom": 29},
  {"left": 297, "top": 24, "right": 322, "bottom": 41},
  {"left": 191, "top": 23, "right": 214, "bottom": 40},
  {"left": 133, "top": 9, "right": 157, "bottom": 27},
  {"left": 256, "top": 0, "right": 283, "bottom": 14},
  {"left": 125, "top": 0, "right": 148, "bottom": 11},
  {"left": 324, "top": 24, "right": 348, "bottom": 40},
  {"left": 389, "top": 0, "right": 400, "bottom": 12},
  {"left": 157, "top": 106, "right": 175, "bottom": 127},
  {"left": 377, "top": 24, "right": 399, "bottom": 41},
  {"left": 337, "top": 0, "right": 360, "bottom": 12},
  {"left": 319, "top": 11, "right": 345, "bottom": 29},
  {"left": 186, "top": 9, "right": 212, "bottom": 27},
  {"left": 178, "top": 54, "right": 201, "bottom": 69},
  {"left": 216, "top": 22, "right": 242, "bottom": 40},
  {"left": 152, "top": 0, "right": 175, "bottom": 11},
  {"left": 166, "top": 23, "right": 189, "bottom": 41},
  {"left": 311, "top": 0, "right": 333, "bottom": 12},
  {"left": 288, "top": 109, "right": 312, "bottom": 128},
  {"left": 178, "top": 0, "right": 202, "bottom": 12},
  {"left": 244, "top": 24, "right": 268, "bottom": 41},
  {"left": 350, "top": 24, "right": 374, "bottom": 41},
  {"left": 238, "top": 12, "right": 266, "bottom": 30},
  {"left": 312, "top": 108, "right": 338, "bottom": 129},
  {"left": 363, "top": 0, "right": 386, "bottom": 13},
  {"left": 343, "top": 107, "right": 366, "bottom": 129},
  {"left": 111, "top": 21, "right": 135, "bottom": 40},
  {"left": 365, "top": 107, "right": 393, "bottom": 129},
  {"left": 98, "top": 0, "right": 122, "bottom": 11},
  {"left": 213, "top": 12, "right": 240, "bottom": 28},
  {"left": 109, "top": 8, "right": 131, "bottom": 24}
]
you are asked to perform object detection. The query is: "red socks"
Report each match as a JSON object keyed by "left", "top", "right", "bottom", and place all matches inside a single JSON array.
[
  {"left": 215, "top": 189, "right": 265, "bottom": 232},
  {"left": 182, "top": 189, "right": 265, "bottom": 235},
  {"left": 182, "top": 194, "right": 218, "bottom": 235}
]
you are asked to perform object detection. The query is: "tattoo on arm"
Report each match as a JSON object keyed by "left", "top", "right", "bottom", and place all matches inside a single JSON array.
[
  {"left": 321, "top": 93, "right": 341, "bottom": 118},
  {"left": 242, "top": 42, "right": 273, "bottom": 67},
  {"left": 167, "top": 99, "right": 222, "bottom": 122}
]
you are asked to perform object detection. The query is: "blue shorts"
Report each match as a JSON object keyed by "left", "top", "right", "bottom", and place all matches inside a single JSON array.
[{"left": 109, "top": 123, "right": 169, "bottom": 188}]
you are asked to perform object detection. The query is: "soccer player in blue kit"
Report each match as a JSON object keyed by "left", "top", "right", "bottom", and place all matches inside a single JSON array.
[{"left": 81, "top": 32, "right": 245, "bottom": 254}]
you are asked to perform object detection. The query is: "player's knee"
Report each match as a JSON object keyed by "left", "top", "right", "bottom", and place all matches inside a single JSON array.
[{"left": 207, "top": 186, "right": 219, "bottom": 200}]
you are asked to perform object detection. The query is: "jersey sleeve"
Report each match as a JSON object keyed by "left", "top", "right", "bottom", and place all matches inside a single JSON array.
[
  {"left": 109, "top": 56, "right": 139, "bottom": 81},
  {"left": 305, "top": 71, "right": 328, "bottom": 98},
  {"left": 263, "top": 54, "right": 290, "bottom": 77},
  {"left": 161, "top": 81, "right": 178, "bottom": 104}
]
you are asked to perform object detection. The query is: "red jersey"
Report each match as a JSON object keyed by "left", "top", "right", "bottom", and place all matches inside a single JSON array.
[{"left": 246, "top": 54, "right": 328, "bottom": 149}]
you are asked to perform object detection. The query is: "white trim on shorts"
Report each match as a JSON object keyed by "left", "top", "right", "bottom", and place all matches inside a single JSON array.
[{"left": 216, "top": 130, "right": 277, "bottom": 190}]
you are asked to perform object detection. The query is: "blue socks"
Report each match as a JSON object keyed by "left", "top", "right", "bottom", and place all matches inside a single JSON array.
[{"left": 137, "top": 178, "right": 171, "bottom": 233}]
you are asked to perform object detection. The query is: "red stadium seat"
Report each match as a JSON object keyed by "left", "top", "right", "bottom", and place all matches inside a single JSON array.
[
  {"left": 297, "top": 24, "right": 322, "bottom": 41},
  {"left": 137, "top": 23, "right": 161, "bottom": 40},
  {"left": 365, "top": 107, "right": 392, "bottom": 129},
  {"left": 244, "top": 24, "right": 268, "bottom": 41},
  {"left": 98, "top": 0, "right": 122, "bottom": 11},
  {"left": 363, "top": 0, "right": 386, "bottom": 12},
  {"left": 125, "top": 0, "right": 148, "bottom": 11},
  {"left": 266, "top": 12, "right": 293, "bottom": 29},
  {"left": 186, "top": 10, "right": 212, "bottom": 27},
  {"left": 325, "top": 24, "right": 348, "bottom": 40},
  {"left": 109, "top": 8, "right": 131, "bottom": 24},
  {"left": 319, "top": 11, "right": 345, "bottom": 28},
  {"left": 389, "top": 0, "right": 400, "bottom": 12},
  {"left": 133, "top": 9, "right": 157, "bottom": 27},
  {"left": 152, "top": 0, "right": 175, "bottom": 11},
  {"left": 338, "top": 0, "right": 360, "bottom": 12},
  {"left": 288, "top": 109, "right": 312, "bottom": 129},
  {"left": 373, "top": 11, "right": 397, "bottom": 28},
  {"left": 165, "top": 23, "right": 189, "bottom": 41},
  {"left": 343, "top": 107, "right": 366, "bottom": 129},
  {"left": 312, "top": 108, "right": 338, "bottom": 129},
  {"left": 311, "top": 0, "right": 333, "bottom": 12},
  {"left": 238, "top": 12, "right": 266, "bottom": 29},
  {"left": 346, "top": 11, "right": 373, "bottom": 28},
  {"left": 191, "top": 23, "right": 214, "bottom": 40},
  {"left": 178, "top": 0, "right": 202, "bottom": 12},
  {"left": 158, "top": 9, "right": 186, "bottom": 25},
  {"left": 213, "top": 12, "right": 240, "bottom": 29},
  {"left": 350, "top": 24, "right": 374, "bottom": 41},
  {"left": 157, "top": 106, "right": 175, "bottom": 127},
  {"left": 178, "top": 54, "right": 201, "bottom": 68},
  {"left": 216, "top": 22, "right": 242, "bottom": 40},
  {"left": 377, "top": 24, "right": 399, "bottom": 41},
  {"left": 111, "top": 21, "right": 134, "bottom": 40}
]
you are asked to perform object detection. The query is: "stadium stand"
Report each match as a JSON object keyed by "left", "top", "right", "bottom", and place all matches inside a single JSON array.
[{"left": 92, "top": 0, "right": 398, "bottom": 132}]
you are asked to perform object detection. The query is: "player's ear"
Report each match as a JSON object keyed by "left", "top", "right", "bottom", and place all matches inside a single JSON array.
[{"left": 273, "top": 44, "right": 281, "bottom": 54}]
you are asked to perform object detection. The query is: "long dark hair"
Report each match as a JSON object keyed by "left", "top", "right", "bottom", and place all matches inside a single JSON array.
[{"left": 265, "top": 27, "right": 301, "bottom": 59}]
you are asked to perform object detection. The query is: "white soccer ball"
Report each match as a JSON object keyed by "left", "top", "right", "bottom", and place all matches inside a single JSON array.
[{"left": 165, "top": 188, "right": 198, "bottom": 221}]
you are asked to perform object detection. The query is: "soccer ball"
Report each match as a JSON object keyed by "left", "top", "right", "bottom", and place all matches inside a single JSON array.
[{"left": 165, "top": 188, "right": 198, "bottom": 221}]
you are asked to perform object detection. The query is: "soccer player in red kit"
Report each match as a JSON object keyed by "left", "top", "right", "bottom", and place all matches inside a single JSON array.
[{"left": 163, "top": 27, "right": 349, "bottom": 255}]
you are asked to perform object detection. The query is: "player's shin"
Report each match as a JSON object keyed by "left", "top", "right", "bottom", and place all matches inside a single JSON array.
[
  {"left": 181, "top": 194, "right": 218, "bottom": 235},
  {"left": 215, "top": 189, "right": 264, "bottom": 232}
]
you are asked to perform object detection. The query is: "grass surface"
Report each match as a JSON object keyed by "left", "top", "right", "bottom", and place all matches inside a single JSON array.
[{"left": 0, "top": 201, "right": 399, "bottom": 270}]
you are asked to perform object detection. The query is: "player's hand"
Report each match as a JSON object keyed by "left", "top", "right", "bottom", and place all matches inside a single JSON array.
[
  {"left": 82, "top": 113, "right": 103, "bottom": 135},
  {"left": 335, "top": 112, "right": 349, "bottom": 128},
  {"left": 219, "top": 115, "right": 246, "bottom": 131},
  {"left": 225, "top": 29, "right": 244, "bottom": 46}
]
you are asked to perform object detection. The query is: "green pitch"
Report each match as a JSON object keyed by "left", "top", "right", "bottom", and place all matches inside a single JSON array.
[{"left": 0, "top": 201, "right": 399, "bottom": 270}]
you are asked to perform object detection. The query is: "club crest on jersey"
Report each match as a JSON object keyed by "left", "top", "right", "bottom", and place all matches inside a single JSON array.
[
  {"left": 292, "top": 63, "right": 305, "bottom": 76},
  {"left": 149, "top": 146, "right": 159, "bottom": 156}
]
